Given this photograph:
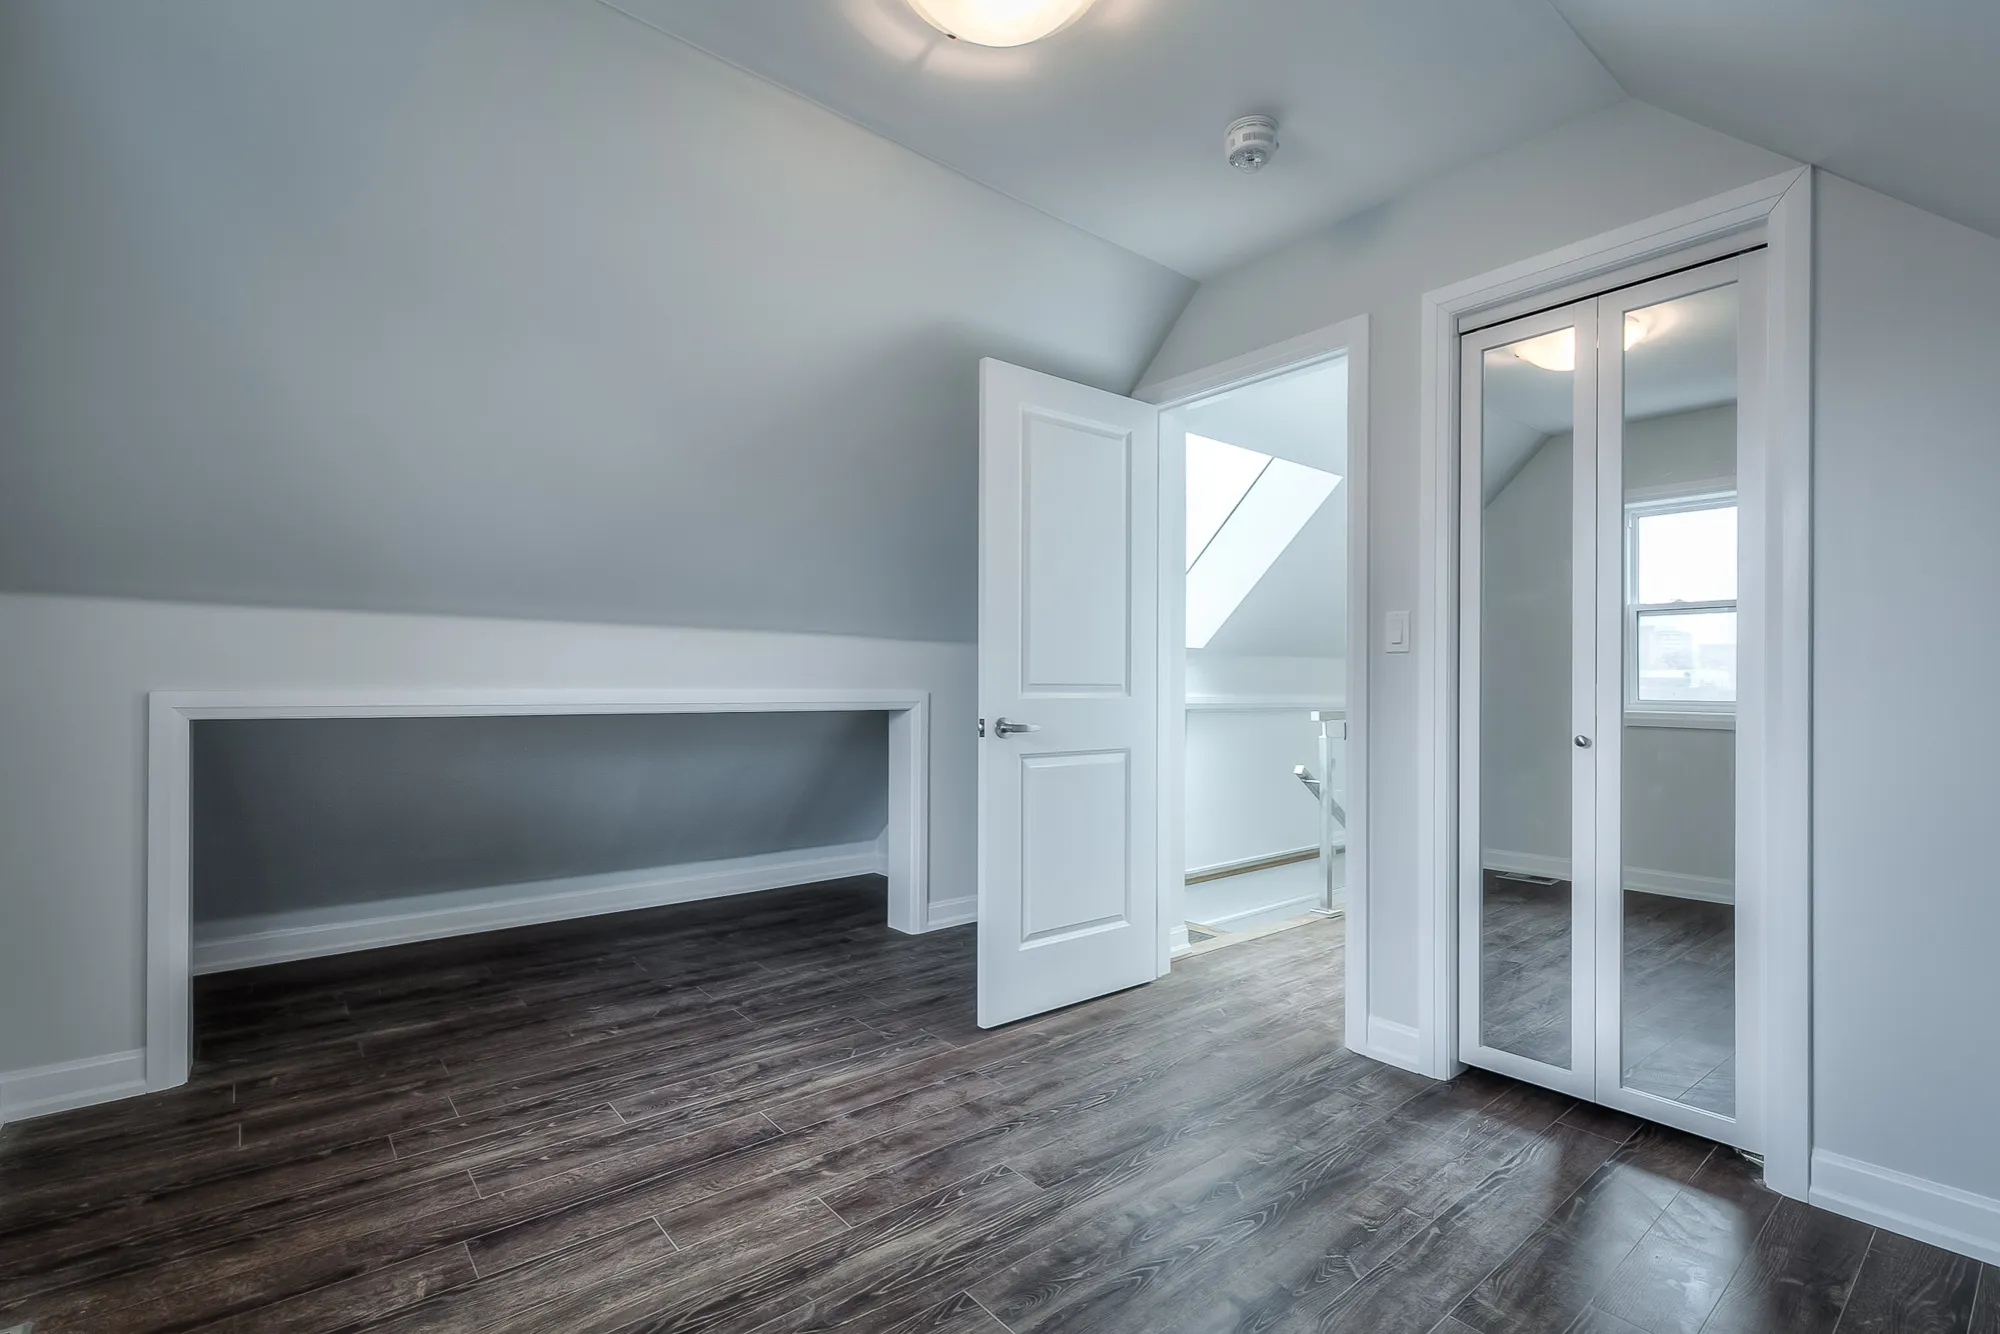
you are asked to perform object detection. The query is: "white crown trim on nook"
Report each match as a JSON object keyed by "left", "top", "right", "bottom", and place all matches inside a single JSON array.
[
  {"left": 146, "top": 687, "right": 935, "bottom": 1101},
  {"left": 192, "top": 841, "right": 891, "bottom": 975}
]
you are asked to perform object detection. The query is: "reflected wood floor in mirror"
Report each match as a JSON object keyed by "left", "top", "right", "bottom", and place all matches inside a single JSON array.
[
  {"left": 1479, "top": 873, "right": 1736, "bottom": 1115},
  {"left": 3, "top": 880, "right": 1988, "bottom": 1333}
]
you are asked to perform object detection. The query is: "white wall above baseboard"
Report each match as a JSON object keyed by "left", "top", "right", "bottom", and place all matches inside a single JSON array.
[
  {"left": 924, "top": 895, "right": 978, "bottom": 930},
  {"left": 1812, "top": 1149, "right": 2000, "bottom": 1266},
  {"left": 192, "top": 840, "right": 889, "bottom": 974},
  {"left": 1623, "top": 867, "right": 1735, "bottom": 905},
  {"left": 0, "top": 1049, "right": 147, "bottom": 1127}
]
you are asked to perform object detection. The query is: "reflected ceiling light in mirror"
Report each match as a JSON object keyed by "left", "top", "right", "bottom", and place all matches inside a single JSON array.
[
  {"left": 905, "top": 0, "right": 1096, "bottom": 46},
  {"left": 1509, "top": 314, "right": 1664, "bottom": 373},
  {"left": 1510, "top": 327, "right": 1576, "bottom": 373}
]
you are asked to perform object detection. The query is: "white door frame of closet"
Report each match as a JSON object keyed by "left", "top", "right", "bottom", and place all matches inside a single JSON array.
[
  {"left": 1135, "top": 315, "right": 1371, "bottom": 1044},
  {"left": 1456, "top": 298, "right": 1602, "bottom": 1100},
  {"left": 1414, "top": 167, "right": 1813, "bottom": 1199}
]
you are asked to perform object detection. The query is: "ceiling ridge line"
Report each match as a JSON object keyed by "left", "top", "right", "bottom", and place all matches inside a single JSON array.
[{"left": 587, "top": 0, "right": 1196, "bottom": 283}]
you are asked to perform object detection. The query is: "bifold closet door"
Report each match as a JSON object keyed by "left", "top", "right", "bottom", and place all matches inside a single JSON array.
[
  {"left": 1457, "top": 299, "right": 1600, "bottom": 1100},
  {"left": 1459, "top": 254, "right": 1757, "bottom": 1153},
  {"left": 1591, "top": 258, "right": 1753, "bottom": 1148}
]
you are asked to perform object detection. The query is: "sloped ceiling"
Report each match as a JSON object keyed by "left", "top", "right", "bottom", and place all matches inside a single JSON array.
[
  {"left": 614, "top": 0, "right": 1626, "bottom": 278},
  {"left": 1550, "top": 0, "right": 2000, "bottom": 242},
  {"left": 0, "top": 0, "right": 1190, "bottom": 643}
]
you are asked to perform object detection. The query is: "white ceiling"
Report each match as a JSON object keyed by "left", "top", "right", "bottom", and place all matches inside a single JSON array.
[
  {"left": 606, "top": 0, "right": 1625, "bottom": 278},
  {"left": 1550, "top": 0, "right": 2000, "bottom": 243},
  {"left": 1184, "top": 359, "right": 1348, "bottom": 475},
  {"left": 611, "top": 0, "right": 2000, "bottom": 282}
]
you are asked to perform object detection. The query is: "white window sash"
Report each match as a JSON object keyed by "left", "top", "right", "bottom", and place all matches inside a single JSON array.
[{"left": 1624, "top": 493, "right": 1739, "bottom": 714}]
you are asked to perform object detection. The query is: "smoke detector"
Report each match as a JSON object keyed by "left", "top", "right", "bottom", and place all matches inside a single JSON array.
[{"left": 1224, "top": 116, "right": 1279, "bottom": 173}]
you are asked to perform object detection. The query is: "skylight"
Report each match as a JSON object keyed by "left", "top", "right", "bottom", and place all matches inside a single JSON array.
[
  {"left": 1185, "top": 433, "right": 1270, "bottom": 570},
  {"left": 1186, "top": 435, "right": 1340, "bottom": 649}
]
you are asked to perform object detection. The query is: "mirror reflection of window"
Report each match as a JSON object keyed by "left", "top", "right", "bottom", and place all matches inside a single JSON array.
[{"left": 1627, "top": 498, "right": 1737, "bottom": 707}]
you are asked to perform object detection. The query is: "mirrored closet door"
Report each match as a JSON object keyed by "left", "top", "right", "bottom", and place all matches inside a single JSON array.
[{"left": 1459, "top": 253, "right": 1758, "bottom": 1149}]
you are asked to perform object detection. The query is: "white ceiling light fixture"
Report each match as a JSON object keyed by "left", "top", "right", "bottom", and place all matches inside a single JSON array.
[{"left": 905, "top": 0, "right": 1097, "bottom": 47}]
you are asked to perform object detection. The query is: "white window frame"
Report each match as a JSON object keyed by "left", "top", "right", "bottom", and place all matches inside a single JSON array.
[{"left": 1624, "top": 490, "right": 1738, "bottom": 727}]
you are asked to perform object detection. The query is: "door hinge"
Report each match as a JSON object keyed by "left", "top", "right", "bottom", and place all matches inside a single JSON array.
[{"left": 977, "top": 717, "right": 986, "bottom": 738}]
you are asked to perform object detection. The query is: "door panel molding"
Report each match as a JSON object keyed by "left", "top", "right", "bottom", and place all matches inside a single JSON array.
[{"left": 978, "top": 359, "right": 1160, "bottom": 1029}]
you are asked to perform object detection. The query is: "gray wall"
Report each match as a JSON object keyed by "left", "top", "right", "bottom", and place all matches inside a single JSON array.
[
  {"left": 0, "top": 0, "right": 1190, "bottom": 643},
  {"left": 1479, "top": 432, "right": 1575, "bottom": 869},
  {"left": 1813, "top": 171, "right": 2000, "bottom": 1202},
  {"left": 191, "top": 712, "right": 888, "bottom": 922}
]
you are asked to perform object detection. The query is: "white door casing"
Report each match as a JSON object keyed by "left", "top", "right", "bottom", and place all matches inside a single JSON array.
[{"left": 977, "top": 359, "right": 1162, "bottom": 1028}]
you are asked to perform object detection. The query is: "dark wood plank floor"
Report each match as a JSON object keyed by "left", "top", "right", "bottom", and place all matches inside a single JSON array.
[
  {"left": 1480, "top": 875, "right": 1736, "bottom": 1115},
  {"left": 2, "top": 878, "right": 1990, "bottom": 1333}
]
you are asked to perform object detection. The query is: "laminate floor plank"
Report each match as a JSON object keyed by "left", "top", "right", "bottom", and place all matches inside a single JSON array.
[
  {"left": 1253, "top": 1122, "right": 1624, "bottom": 1334},
  {"left": 184, "top": 1243, "right": 477, "bottom": 1334},
  {"left": 0, "top": 878, "right": 1976, "bottom": 1334},
  {"left": 1837, "top": 1229, "right": 1985, "bottom": 1333},
  {"left": 1584, "top": 1148, "right": 1779, "bottom": 1333},
  {"left": 1971, "top": 1265, "right": 2000, "bottom": 1334},
  {"left": 1449, "top": 1125, "right": 1714, "bottom": 1334},
  {"left": 1698, "top": 1195, "right": 1874, "bottom": 1334}
]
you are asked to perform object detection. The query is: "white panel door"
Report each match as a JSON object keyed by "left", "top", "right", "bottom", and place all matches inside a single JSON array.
[{"left": 978, "top": 358, "right": 1161, "bottom": 1028}]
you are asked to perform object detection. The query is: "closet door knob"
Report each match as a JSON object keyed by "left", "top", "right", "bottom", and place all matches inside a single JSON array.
[{"left": 1574, "top": 734, "right": 1592, "bottom": 749}]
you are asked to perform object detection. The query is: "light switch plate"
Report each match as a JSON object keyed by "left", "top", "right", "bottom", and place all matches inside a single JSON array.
[{"left": 1385, "top": 610, "right": 1411, "bottom": 653}]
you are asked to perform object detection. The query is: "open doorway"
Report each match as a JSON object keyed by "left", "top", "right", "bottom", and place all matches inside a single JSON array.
[
  {"left": 1170, "top": 357, "right": 1354, "bottom": 956},
  {"left": 972, "top": 326, "right": 1366, "bottom": 1027}
]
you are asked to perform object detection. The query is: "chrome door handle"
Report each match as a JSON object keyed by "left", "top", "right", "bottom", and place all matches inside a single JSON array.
[
  {"left": 1574, "top": 734, "right": 1592, "bottom": 748},
  {"left": 994, "top": 717, "right": 1040, "bottom": 737}
]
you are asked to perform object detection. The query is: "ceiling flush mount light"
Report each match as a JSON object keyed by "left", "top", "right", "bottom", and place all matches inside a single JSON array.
[
  {"left": 905, "top": 0, "right": 1097, "bottom": 47},
  {"left": 1511, "top": 315, "right": 1660, "bottom": 373}
]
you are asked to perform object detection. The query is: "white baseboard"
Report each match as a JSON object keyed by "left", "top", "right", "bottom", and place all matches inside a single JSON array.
[
  {"left": 1483, "top": 852, "right": 1734, "bottom": 905},
  {"left": 1169, "top": 923, "right": 1192, "bottom": 956},
  {"left": 193, "top": 841, "right": 889, "bottom": 974},
  {"left": 1623, "top": 866, "right": 1735, "bottom": 904},
  {"left": 1811, "top": 1150, "right": 2000, "bottom": 1265},
  {"left": 0, "top": 1049, "right": 147, "bottom": 1126},
  {"left": 924, "top": 895, "right": 978, "bottom": 930},
  {"left": 1191, "top": 893, "right": 1322, "bottom": 929},
  {"left": 1352, "top": 1015, "right": 1424, "bottom": 1073},
  {"left": 1482, "top": 849, "right": 1571, "bottom": 880}
]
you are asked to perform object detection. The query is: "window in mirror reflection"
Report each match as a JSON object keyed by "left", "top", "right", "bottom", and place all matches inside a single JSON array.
[{"left": 1626, "top": 497, "right": 1737, "bottom": 707}]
